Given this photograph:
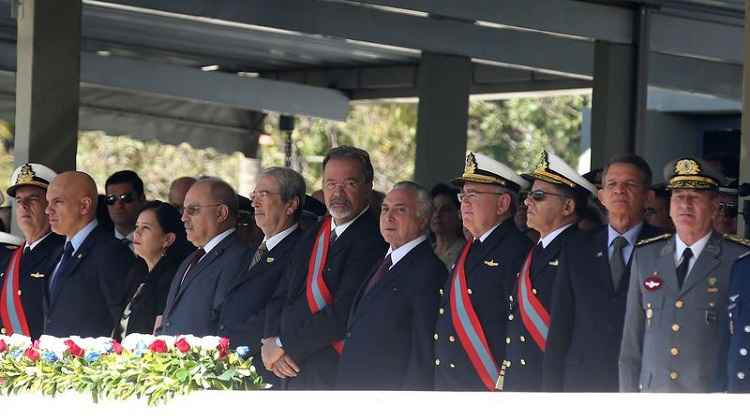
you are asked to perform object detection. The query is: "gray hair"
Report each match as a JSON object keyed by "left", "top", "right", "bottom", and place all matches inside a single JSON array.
[
  {"left": 259, "top": 166, "right": 307, "bottom": 220},
  {"left": 392, "top": 181, "right": 433, "bottom": 220}
]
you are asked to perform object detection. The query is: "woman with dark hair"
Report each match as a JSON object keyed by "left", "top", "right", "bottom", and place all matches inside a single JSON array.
[
  {"left": 114, "top": 200, "right": 194, "bottom": 339},
  {"left": 430, "top": 183, "right": 466, "bottom": 269}
]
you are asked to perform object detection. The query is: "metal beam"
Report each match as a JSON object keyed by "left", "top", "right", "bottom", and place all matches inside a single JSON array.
[
  {"left": 649, "top": 53, "right": 743, "bottom": 101},
  {"left": 353, "top": 0, "right": 744, "bottom": 65},
  {"left": 80, "top": 53, "right": 350, "bottom": 120}
]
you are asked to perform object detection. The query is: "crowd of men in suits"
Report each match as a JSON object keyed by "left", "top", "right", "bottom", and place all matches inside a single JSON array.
[{"left": 1, "top": 144, "right": 750, "bottom": 393}]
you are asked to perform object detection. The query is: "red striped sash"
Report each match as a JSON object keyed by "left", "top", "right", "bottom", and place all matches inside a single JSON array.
[
  {"left": 517, "top": 249, "right": 550, "bottom": 351},
  {"left": 0, "top": 245, "right": 30, "bottom": 336},
  {"left": 305, "top": 217, "right": 344, "bottom": 354},
  {"left": 449, "top": 240, "right": 499, "bottom": 391}
]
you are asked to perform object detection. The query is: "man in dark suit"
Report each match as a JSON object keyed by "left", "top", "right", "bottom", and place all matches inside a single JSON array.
[
  {"left": 104, "top": 170, "right": 146, "bottom": 252},
  {"left": 0, "top": 163, "right": 63, "bottom": 339},
  {"left": 261, "top": 146, "right": 387, "bottom": 389},
  {"left": 336, "top": 182, "right": 446, "bottom": 390},
  {"left": 543, "top": 155, "right": 663, "bottom": 392},
  {"left": 159, "top": 177, "right": 252, "bottom": 337},
  {"left": 44, "top": 171, "right": 134, "bottom": 337},
  {"left": 219, "top": 167, "right": 306, "bottom": 385},
  {"left": 433, "top": 152, "right": 532, "bottom": 391},
  {"left": 500, "top": 150, "right": 596, "bottom": 391}
]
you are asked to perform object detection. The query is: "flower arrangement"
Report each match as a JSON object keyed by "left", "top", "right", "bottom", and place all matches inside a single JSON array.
[{"left": 0, "top": 333, "right": 266, "bottom": 405}]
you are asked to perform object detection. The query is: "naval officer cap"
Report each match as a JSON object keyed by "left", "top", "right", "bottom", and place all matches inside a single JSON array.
[
  {"left": 452, "top": 152, "right": 529, "bottom": 192},
  {"left": 663, "top": 157, "right": 724, "bottom": 191},
  {"left": 524, "top": 150, "right": 597, "bottom": 195},
  {"left": 7, "top": 163, "right": 57, "bottom": 197}
]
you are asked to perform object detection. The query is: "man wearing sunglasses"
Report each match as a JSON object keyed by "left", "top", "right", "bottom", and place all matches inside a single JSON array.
[
  {"left": 500, "top": 150, "right": 595, "bottom": 391},
  {"left": 105, "top": 170, "right": 146, "bottom": 252},
  {"left": 620, "top": 158, "right": 749, "bottom": 392},
  {"left": 434, "top": 152, "right": 532, "bottom": 391},
  {"left": 714, "top": 182, "right": 738, "bottom": 235},
  {"left": 543, "top": 155, "right": 664, "bottom": 392}
]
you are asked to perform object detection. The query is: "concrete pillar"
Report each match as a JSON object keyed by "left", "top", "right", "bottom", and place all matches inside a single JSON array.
[
  {"left": 414, "top": 53, "right": 471, "bottom": 189},
  {"left": 590, "top": 41, "right": 637, "bottom": 169},
  {"left": 738, "top": 2, "right": 750, "bottom": 235},
  {"left": 14, "top": 0, "right": 82, "bottom": 173}
]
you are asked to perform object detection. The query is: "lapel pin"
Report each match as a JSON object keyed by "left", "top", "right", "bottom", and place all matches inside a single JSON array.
[
  {"left": 596, "top": 251, "right": 603, "bottom": 258},
  {"left": 483, "top": 260, "right": 499, "bottom": 267},
  {"left": 30, "top": 272, "right": 45, "bottom": 279},
  {"left": 548, "top": 259, "right": 559, "bottom": 266},
  {"left": 643, "top": 275, "right": 663, "bottom": 291},
  {"left": 266, "top": 257, "right": 275, "bottom": 263}
]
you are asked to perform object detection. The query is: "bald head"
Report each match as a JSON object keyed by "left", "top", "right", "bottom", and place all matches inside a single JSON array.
[
  {"left": 169, "top": 176, "right": 196, "bottom": 211},
  {"left": 46, "top": 171, "right": 99, "bottom": 238},
  {"left": 180, "top": 177, "right": 238, "bottom": 247}
]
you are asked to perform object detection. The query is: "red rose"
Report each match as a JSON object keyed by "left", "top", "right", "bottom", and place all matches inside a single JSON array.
[
  {"left": 217, "top": 337, "right": 230, "bottom": 359},
  {"left": 0, "top": 339, "right": 7, "bottom": 353},
  {"left": 174, "top": 337, "right": 191, "bottom": 353},
  {"left": 112, "top": 341, "right": 123, "bottom": 355},
  {"left": 24, "top": 347, "right": 39, "bottom": 362},
  {"left": 64, "top": 339, "right": 84, "bottom": 358},
  {"left": 148, "top": 339, "right": 168, "bottom": 353}
]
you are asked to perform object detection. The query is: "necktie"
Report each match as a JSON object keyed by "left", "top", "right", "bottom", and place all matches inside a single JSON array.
[
  {"left": 249, "top": 241, "right": 268, "bottom": 270},
  {"left": 364, "top": 254, "right": 393, "bottom": 295},
  {"left": 49, "top": 242, "right": 74, "bottom": 298},
  {"left": 610, "top": 236, "right": 629, "bottom": 291},
  {"left": 676, "top": 247, "right": 693, "bottom": 289},
  {"left": 180, "top": 248, "right": 206, "bottom": 286},
  {"left": 329, "top": 228, "right": 338, "bottom": 254}
]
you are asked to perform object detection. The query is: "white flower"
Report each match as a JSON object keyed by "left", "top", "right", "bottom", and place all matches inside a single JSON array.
[
  {"left": 38, "top": 335, "right": 67, "bottom": 359},
  {"left": 122, "top": 333, "right": 155, "bottom": 350},
  {"left": 181, "top": 335, "right": 202, "bottom": 349},
  {"left": 199, "top": 336, "right": 221, "bottom": 351},
  {"left": 6, "top": 333, "right": 31, "bottom": 349}
]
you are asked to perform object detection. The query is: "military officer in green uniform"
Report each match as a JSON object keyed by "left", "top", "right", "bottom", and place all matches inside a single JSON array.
[{"left": 619, "top": 157, "right": 750, "bottom": 392}]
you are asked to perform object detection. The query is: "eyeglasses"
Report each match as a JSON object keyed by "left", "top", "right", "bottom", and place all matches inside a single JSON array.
[
  {"left": 105, "top": 192, "right": 135, "bottom": 206},
  {"left": 181, "top": 203, "right": 223, "bottom": 216},
  {"left": 457, "top": 191, "right": 505, "bottom": 202},
  {"left": 523, "top": 190, "right": 570, "bottom": 202}
]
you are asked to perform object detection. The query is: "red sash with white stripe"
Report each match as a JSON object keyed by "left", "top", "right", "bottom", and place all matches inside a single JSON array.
[
  {"left": 517, "top": 249, "right": 551, "bottom": 351},
  {"left": 305, "top": 217, "right": 344, "bottom": 354},
  {"left": 449, "top": 240, "right": 499, "bottom": 391},
  {"left": 0, "top": 245, "right": 30, "bottom": 336}
]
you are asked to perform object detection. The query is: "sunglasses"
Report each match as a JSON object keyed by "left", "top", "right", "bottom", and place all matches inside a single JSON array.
[
  {"left": 524, "top": 190, "right": 569, "bottom": 202},
  {"left": 105, "top": 192, "right": 136, "bottom": 206}
]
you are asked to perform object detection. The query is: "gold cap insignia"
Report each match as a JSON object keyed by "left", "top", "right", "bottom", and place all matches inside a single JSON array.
[
  {"left": 465, "top": 153, "right": 477, "bottom": 175},
  {"left": 674, "top": 159, "right": 700, "bottom": 176},
  {"left": 534, "top": 150, "right": 549, "bottom": 173},
  {"left": 16, "top": 164, "right": 35, "bottom": 185}
]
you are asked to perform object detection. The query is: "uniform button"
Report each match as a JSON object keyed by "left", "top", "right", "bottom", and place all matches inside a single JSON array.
[
  {"left": 449, "top": 336, "right": 455, "bottom": 342},
  {"left": 520, "top": 336, "right": 526, "bottom": 343},
  {"left": 439, "top": 289, "right": 444, "bottom": 295},
  {"left": 675, "top": 300, "right": 684, "bottom": 309},
  {"left": 672, "top": 324, "right": 680, "bottom": 332},
  {"left": 738, "top": 372, "right": 746, "bottom": 380},
  {"left": 709, "top": 302, "right": 715, "bottom": 308},
  {"left": 520, "top": 359, "right": 526, "bottom": 366},
  {"left": 17, "top": 290, "right": 21, "bottom": 296},
  {"left": 741, "top": 348, "right": 748, "bottom": 356},
  {"left": 532, "top": 288, "right": 537, "bottom": 295},
  {"left": 506, "top": 337, "right": 511, "bottom": 344},
  {"left": 504, "top": 360, "right": 512, "bottom": 368},
  {"left": 434, "top": 334, "right": 439, "bottom": 341},
  {"left": 509, "top": 296, "right": 514, "bottom": 302},
  {"left": 219, "top": 325, "right": 225, "bottom": 331},
  {"left": 450, "top": 363, "right": 455, "bottom": 368},
  {"left": 467, "top": 289, "right": 473, "bottom": 295},
  {"left": 165, "top": 322, "right": 171, "bottom": 327},
  {"left": 745, "top": 325, "right": 750, "bottom": 333},
  {"left": 0, "top": 327, "right": 5, "bottom": 334},
  {"left": 669, "top": 371, "right": 679, "bottom": 380},
  {"left": 670, "top": 347, "right": 679, "bottom": 357},
  {"left": 508, "top": 314, "right": 514, "bottom": 321},
  {"left": 439, "top": 308, "right": 445, "bottom": 315},
  {"left": 435, "top": 359, "right": 441, "bottom": 366}
]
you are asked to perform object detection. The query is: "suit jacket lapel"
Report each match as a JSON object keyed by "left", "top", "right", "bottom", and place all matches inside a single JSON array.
[
  {"left": 162, "top": 258, "right": 192, "bottom": 318},
  {"left": 466, "top": 221, "right": 512, "bottom": 275},
  {"left": 656, "top": 238, "right": 680, "bottom": 295},
  {"left": 50, "top": 229, "right": 97, "bottom": 307},
  {"left": 172, "top": 235, "right": 233, "bottom": 304},
  {"left": 591, "top": 228, "right": 617, "bottom": 295},
  {"left": 679, "top": 232, "right": 721, "bottom": 296}
]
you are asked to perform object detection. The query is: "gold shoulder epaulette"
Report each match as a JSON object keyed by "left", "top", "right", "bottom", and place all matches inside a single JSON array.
[
  {"left": 636, "top": 233, "right": 672, "bottom": 247},
  {"left": 723, "top": 234, "right": 750, "bottom": 248}
]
